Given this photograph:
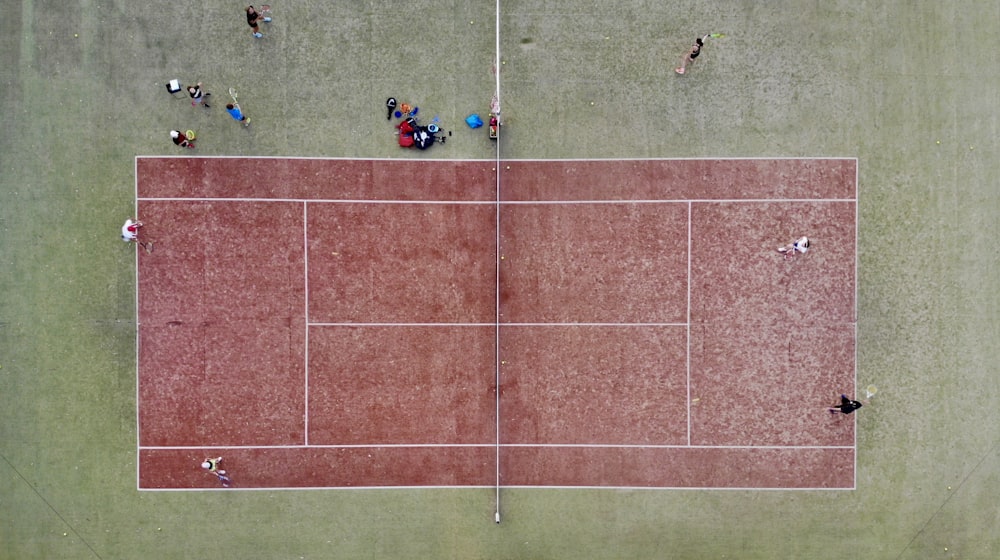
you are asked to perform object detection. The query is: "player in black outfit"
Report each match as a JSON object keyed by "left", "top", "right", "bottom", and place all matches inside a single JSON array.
[{"left": 829, "top": 394, "right": 863, "bottom": 414}]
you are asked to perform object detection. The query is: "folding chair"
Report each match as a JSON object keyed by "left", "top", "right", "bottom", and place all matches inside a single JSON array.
[{"left": 165, "top": 79, "right": 183, "bottom": 98}]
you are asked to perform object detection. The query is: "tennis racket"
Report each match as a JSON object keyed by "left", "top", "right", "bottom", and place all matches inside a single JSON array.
[
  {"left": 260, "top": 4, "right": 272, "bottom": 22},
  {"left": 229, "top": 87, "right": 239, "bottom": 105},
  {"left": 709, "top": 33, "right": 725, "bottom": 39},
  {"left": 865, "top": 385, "right": 878, "bottom": 399}
]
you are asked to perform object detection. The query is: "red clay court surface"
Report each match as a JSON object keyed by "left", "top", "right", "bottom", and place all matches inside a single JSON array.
[{"left": 134, "top": 157, "right": 858, "bottom": 490}]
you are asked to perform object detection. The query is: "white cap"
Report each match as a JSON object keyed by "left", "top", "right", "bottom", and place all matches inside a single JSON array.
[{"left": 170, "top": 130, "right": 180, "bottom": 138}]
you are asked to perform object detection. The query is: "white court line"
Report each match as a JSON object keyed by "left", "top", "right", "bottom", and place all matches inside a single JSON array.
[
  {"left": 303, "top": 201, "right": 310, "bottom": 446},
  {"left": 307, "top": 322, "right": 688, "bottom": 327},
  {"left": 491, "top": 485, "right": 854, "bottom": 491},
  {"left": 853, "top": 159, "right": 860, "bottom": 488},
  {"left": 493, "top": 0, "right": 503, "bottom": 523},
  {"left": 142, "top": 444, "right": 496, "bottom": 450},
  {"left": 501, "top": 443, "right": 854, "bottom": 450},
  {"left": 135, "top": 155, "right": 857, "bottom": 162},
  {"left": 136, "top": 197, "right": 496, "bottom": 204},
  {"left": 500, "top": 322, "right": 687, "bottom": 327},
  {"left": 134, "top": 155, "right": 495, "bottom": 162},
  {"left": 133, "top": 157, "right": 141, "bottom": 490},
  {"left": 136, "top": 197, "right": 856, "bottom": 204},
  {"left": 498, "top": 198, "right": 856, "bottom": 204},
  {"left": 491, "top": 156, "right": 858, "bottom": 162},
  {"left": 139, "top": 484, "right": 854, "bottom": 492},
  {"left": 140, "top": 443, "right": 853, "bottom": 451},
  {"left": 686, "top": 201, "right": 693, "bottom": 446},
  {"left": 309, "top": 322, "right": 498, "bottom": 327}
]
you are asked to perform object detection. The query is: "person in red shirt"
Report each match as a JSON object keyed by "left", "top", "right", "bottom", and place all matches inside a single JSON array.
[
  {"left": 396, "top": 118, "right": 416, "bottom": 147},
  {"left": 170, "top": 130, "right": 195, "bottom": 149},
  {"left": 121, "top": 218, "right": 153, "bottom": 252}
]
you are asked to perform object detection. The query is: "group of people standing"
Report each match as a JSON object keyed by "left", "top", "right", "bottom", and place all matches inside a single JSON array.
[
  {"left": 170, "top": 81, "right": 251, "bottom": 149},
  {"left": 168, "top": 7, "right": 268, "bottom": 149}
]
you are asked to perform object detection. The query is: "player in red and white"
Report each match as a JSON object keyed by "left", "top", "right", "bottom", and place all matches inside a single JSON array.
[{"left": 121, "top": 218, "right": 153, "bottom": 252}]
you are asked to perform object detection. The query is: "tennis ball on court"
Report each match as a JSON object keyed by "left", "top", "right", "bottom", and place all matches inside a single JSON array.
[
  {"left": 470, "top": 20, "right": 474, "bottom": 24},
  {"left": 74, "top": 34, "right": 78, "bottom": 37},
  {"left": 935, "top": 140, "right": 940, "bottom": 144},
  {"left": 506, "top": 166, "right": 510, "bottom": 170},
  {"left": 970, "top": 146, "right": 975, "bottom": 150}
]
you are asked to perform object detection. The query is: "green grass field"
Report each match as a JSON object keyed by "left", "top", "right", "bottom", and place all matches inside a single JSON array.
[{"left": 2, "top": 1, "right": 999, "bottom": 558}]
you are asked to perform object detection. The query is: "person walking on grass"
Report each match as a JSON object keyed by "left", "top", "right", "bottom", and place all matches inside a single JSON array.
[
  {"left": 777, "top": 236, "right": 810, "bottom": 259},
  {"left": 226, "top": 103, "right": 250, "bottom": 127},
  {"left": 829, "top": 394, "right": 863, "bottom": 415},
  {"left": 675, "top": 34, "right": 710, "bottom": 75},
  {"left": 187, "top": 82, "right": 211, "bottom": 108},
  {"left": 121, "top": 218, "right": 153, "bottom": 253},
  {"left": 202, "top": 457, "right": 231, "bottom": 487}
]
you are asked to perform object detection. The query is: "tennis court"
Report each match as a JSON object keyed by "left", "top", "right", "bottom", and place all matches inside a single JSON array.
[
  {"left": 136, "top": 156, "right": 857, "bottom": 496},
  {"left": 11, "top": 0, "right": 1000, "bottom": 557}
]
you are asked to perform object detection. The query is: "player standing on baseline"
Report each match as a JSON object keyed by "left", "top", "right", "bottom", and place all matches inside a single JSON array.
[
  {"left": 829, "top": 394, "right": 863, "bottom": 415},
  {"left": 121, "top": 218, "right": 153, "bottom": 252},
  {"left": 777, "top": 236, "right": 810, "bottom": 259},
  {"left": 201, "top": 457, "right": 232, "bottom": 487}
]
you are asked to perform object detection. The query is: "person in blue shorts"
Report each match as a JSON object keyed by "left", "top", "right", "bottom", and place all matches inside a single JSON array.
[{"left": 226, "top": 103, "right": 250, "bottom": 126}]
